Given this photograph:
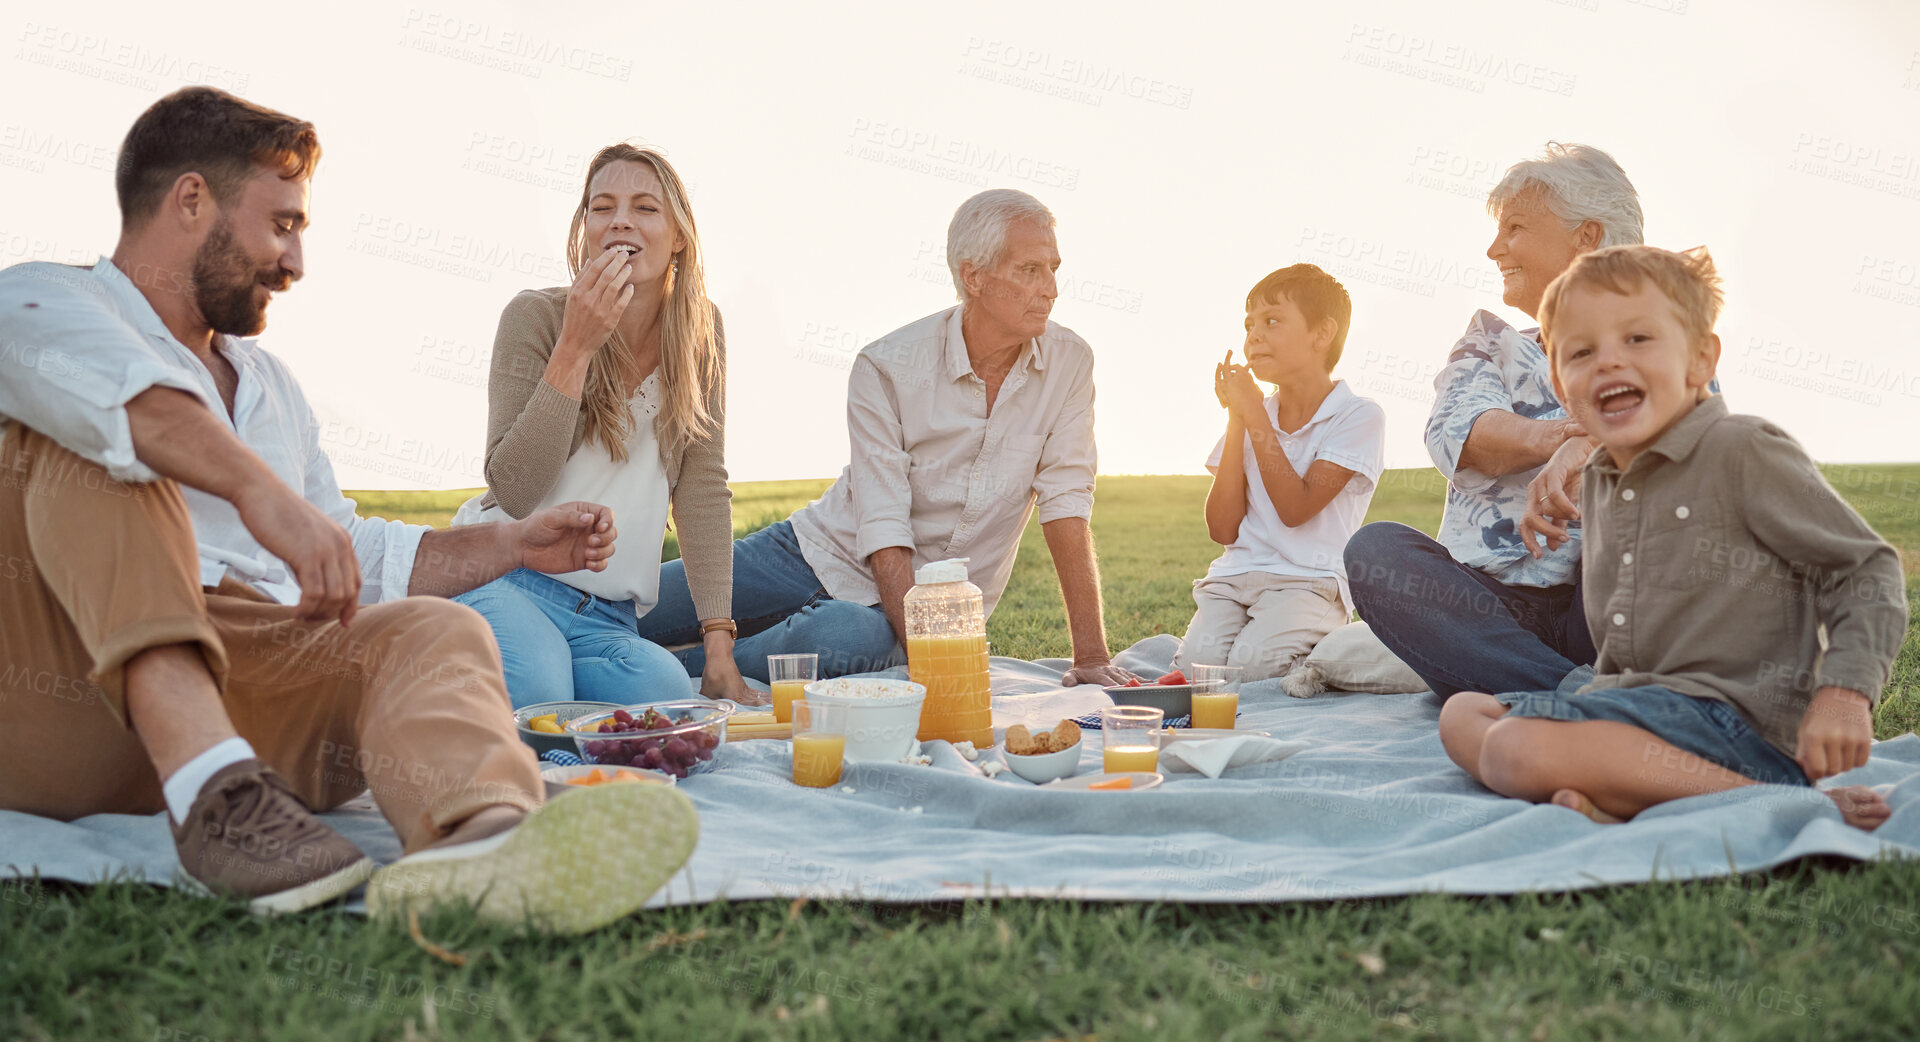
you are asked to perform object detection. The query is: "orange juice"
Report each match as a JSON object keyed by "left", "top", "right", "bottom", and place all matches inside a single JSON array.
[
  {"left": 771, "top": 680, "right": 807, "bottom": 724},
  {"left": 1103, "top": 744, "right": 1159, "bottom": 773},
  {"left": 791, "top": 732, "right": 845, "bottom": 787},
  {"left": 908, "top": 633, "right": 992, "bottom": 746},
  {"left": 1190, "top": 692, "right": 1238, "bottom": 730}
]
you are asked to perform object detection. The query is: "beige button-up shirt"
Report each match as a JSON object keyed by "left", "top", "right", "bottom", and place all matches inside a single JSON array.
[
  {"left": 1579, "top": 395, "right": 1908, "bottom": 756},
  {"left": 788, "top": 305, "right": 1098, "bottom": 616}
]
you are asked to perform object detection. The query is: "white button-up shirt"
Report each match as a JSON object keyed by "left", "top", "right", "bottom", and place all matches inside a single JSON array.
[
  {"left": 787, "top": 305, "right": 1098, "bottom": 617},
  {"left": 0, "top": 258, "right": 424, "bottom": 604}
]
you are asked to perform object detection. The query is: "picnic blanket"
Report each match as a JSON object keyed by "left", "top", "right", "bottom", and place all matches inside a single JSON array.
[{"left": 5, "top": 635, "right": 1918, "bottom": 907}]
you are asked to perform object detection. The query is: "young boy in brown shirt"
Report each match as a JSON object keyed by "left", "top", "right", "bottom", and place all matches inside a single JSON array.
[{"left": 1438, "top": 245, "right": 1908, "bottom": 828}]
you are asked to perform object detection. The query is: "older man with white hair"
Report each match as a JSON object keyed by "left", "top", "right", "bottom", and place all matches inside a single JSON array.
[
  {"left": 1345, "top": 143, "right": 1646, "bottom": 700},
  {"left": 642, "top": 189, "right": 1132, "bottom": 686}
]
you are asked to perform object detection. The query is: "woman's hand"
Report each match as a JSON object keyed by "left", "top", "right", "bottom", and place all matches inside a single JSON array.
[
  {"left": 550, "top": 249, "right": 634, "bottom": 381},
  {"left": 1518, "top": 435, "right": 1592, "bottom": 559}
]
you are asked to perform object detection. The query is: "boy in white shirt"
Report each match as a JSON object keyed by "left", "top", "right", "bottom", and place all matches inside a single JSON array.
[{"left": 1177, "top": 264, "right": 1386, "bottom": 679}]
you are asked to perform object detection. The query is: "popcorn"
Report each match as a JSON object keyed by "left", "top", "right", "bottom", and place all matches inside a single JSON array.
[{"left": 956, "top": 741, "right": 979, "bottom": 761}]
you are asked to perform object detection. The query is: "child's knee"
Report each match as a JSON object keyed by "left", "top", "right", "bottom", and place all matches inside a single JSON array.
[{"left": 1478, "top": 717, "right": 1549, "bottom": 793}]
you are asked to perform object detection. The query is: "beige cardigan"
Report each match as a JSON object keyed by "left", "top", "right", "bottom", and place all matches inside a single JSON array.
[{"left": 479, "top": 287, "right": 733, "bottom": 623}]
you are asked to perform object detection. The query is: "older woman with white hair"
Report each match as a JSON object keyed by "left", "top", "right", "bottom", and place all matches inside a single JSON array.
[
  {"left": 1344, "top": 142, "right": 1643, "bottom": 699},
  {"left": 639, "top": 188, "right": 1133, "bottom": 687}
]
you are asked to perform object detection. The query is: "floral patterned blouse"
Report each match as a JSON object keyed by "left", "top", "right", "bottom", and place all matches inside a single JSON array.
[{"left": 1423, "top": 310, "right": 1579, "bottom": 588}]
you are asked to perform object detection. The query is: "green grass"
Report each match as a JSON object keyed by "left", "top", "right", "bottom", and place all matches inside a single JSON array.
[{"left": 7, "top": 470, "right": 1916, "bottom": 1040}]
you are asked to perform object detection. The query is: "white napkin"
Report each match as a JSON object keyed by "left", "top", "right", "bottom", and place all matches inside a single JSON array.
[{"left": 1157, "top": 735, "right": 1310, "bottom": 778}]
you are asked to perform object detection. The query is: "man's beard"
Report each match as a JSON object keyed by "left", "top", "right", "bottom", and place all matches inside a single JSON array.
[{"left": 191, "top": 218, "right": 280, "bottom": 337}]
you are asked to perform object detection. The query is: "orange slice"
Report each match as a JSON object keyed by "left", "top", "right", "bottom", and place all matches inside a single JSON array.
[{"left": 1087, "top": 776, "right": 1133, "bottom": 790}]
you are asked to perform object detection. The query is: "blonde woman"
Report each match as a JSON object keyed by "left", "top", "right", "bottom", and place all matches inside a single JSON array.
[{"left": 454, "top": 144, "right": 754, "bottom": 708}]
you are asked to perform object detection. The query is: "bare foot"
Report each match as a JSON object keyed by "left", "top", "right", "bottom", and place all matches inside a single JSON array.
[
  {"left": 1551, "top": 788, "right": 1625, "bottom": 823},
  {"left": 1825, "top": 785, "right": 1892, "bottom": 831}
]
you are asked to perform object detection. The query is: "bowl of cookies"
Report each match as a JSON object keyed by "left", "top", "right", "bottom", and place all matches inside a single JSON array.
[{"left": 1002, "top": 719, "right": 1084, "bottom": 784}]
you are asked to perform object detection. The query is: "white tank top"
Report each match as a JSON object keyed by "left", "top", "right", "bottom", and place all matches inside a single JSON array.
[{"left": 458, "top": 372, "right": 672, "bottom": 611}]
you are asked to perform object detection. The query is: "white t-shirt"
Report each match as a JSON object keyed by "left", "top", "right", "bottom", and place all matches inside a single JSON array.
[
  {"left": 1204, "top": 380, "right": 1386, "bottom": 613},
  {"left": 461, "top": 373, "right": 672, "bottom": 610}
]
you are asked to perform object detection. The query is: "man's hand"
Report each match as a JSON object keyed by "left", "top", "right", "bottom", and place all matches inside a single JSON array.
[
  {"left": 1518, "top": 435, "right": 1592, "bottom": 559},
  {"left": 1061, "top": 660, "right": 1137, "bottom": 687},
  {"left": 519, "top": 502, "right": 617, "bottom": 574},
  {"left": 1796, "top": 686, "right": 1875, "bottom": 781},
  {"left": 232, "top": 481, "right": 361, "bottom": 625}
]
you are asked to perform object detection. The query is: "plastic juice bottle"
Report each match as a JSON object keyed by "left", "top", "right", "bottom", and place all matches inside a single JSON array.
[{"left": 905, "top": 558, "right": 993, "bottom": 747}]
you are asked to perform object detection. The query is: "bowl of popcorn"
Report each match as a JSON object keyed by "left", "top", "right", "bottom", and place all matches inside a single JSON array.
[{"left": 1002, "top": 719, "right": 1084, "bottom": 784}]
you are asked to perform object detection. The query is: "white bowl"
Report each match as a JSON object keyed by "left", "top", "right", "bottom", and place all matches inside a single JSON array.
[
  {"left": 1003, "top": 741, "right": 1083, "bottom": 784},
  {"left": 801, "top": 678, "right": 927, "bottom": 763}
]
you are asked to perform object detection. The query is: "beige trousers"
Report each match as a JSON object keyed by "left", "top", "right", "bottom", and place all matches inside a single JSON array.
[
  {"left": 0, "top": 425, "right": 541, "bottom": 853},
  {"left": 1175, "top": 571, "right": 1348, "bottom": 681}
]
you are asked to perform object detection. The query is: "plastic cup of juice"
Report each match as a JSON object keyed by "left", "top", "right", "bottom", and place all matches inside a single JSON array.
[
  {"left": 1101, "top": 705, "right": 1163, "bottom": 773},
  {"left": 768, "top": 653, "right": 818, "bottom": 724},
  {"left": 792, "top": 700, "right": 848, "bottom": 788},
  {"left": 1190, "top": 664, "right": 1244, "bottom": 730}
]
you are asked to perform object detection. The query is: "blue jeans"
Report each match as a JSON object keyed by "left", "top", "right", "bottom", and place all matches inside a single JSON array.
[
  {"left": 1344, "top": 521, "right": 1596, "bottom": 699},
  {"left": 453, "top": 568, "right": 695, "bottom": 710},
  {"left": 635, "top": 520, "right": 902, "bottom": 682}
]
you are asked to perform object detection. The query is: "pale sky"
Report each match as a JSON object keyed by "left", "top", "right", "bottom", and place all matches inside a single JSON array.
[{"left": 5, "top": 0, "right": 1917, "bottom": 489}]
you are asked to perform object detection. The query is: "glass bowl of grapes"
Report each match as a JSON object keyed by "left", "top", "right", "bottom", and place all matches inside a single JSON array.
[{"left": 570, "top": 700, "right": 734, "bottom": 779}]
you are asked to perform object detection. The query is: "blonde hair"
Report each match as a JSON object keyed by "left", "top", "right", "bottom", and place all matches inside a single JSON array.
[
  {"left": 1539, "top": 244, "right": 1723, "bottom": 360},
  {"left": 566, "top": 143, "right": 721, "bottom": 460}
]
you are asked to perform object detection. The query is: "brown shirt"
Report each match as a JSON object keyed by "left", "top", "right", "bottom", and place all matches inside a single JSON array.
[
  {"left": 480, "top": 288, "right": 733, "bottom": 623},
  {"left": 1579, "top": 395, "right": 1908, "bottom": 756}
]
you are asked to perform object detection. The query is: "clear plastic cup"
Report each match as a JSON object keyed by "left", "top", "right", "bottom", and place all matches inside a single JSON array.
[
  {"left": 791, "top": 700, "right": 847, "bottom": 788},
  {"left": 1101, "top": 705, "right": 1163, "bottom": 773},
  {"left": 768, "top": 653, "right": 818, "bottom": 724},
  {"left": 1190, "top": 664, "right": 1244, "bottom": 730}
]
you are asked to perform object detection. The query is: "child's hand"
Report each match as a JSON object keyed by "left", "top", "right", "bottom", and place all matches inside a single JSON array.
[
  {"left": 1213, "top": 350, "right": 1234, "bottom": 408},
  {"left": 1795, "top": 686, "right": 1874, "bottom": 781},
  {"left": 1217, "top": 364, "right": 1266, "bottom": 424}
]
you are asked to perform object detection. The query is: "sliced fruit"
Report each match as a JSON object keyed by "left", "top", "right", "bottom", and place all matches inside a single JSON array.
[
  {"left": 1087, "top": 776, "right": 1134, "bottom": 790},
  {"left": 1156, "top": 670, "right": 1187, "bottom": 685}
]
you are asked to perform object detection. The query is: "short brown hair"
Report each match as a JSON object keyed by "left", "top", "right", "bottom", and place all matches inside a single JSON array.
[
  {"left": 1539, "top": 244, "right": 1722, "bottom": 359},
  {"left": 1245, "top": 263, "right": 1353, "bottom": 370},
  {"left": 116, "top": 87, "right": 320, "bottom": 229}
]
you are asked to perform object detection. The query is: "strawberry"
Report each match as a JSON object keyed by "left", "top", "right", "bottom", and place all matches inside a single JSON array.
[{"left": 1156, "top": 669, "right": 1187, "bottom": 685}]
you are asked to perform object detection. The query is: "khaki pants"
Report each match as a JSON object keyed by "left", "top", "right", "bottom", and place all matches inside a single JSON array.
[
  {"left": 0, "top": 425, "right": 540, "bottom": 853},
  {"left": 1175, "top": 571, "right": 1348, "bottom": 681}
]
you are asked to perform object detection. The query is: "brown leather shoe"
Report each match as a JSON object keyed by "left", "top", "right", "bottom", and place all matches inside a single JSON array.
[{"left": 170, "top": 759, "right": 375, "bottom": 914}]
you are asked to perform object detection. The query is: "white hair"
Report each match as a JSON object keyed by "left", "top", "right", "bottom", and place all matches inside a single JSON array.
[
  {"left": 946, "top": 189, "right": 1056, "bottom": 302},
  {"left": 1487, "top": 142, "right": 1644, "bottom": 248}
]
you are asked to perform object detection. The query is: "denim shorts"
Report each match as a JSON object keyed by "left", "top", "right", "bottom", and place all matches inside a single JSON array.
[{"left": 1495, "top": 684, "right": 1811, "bottom": 787}]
